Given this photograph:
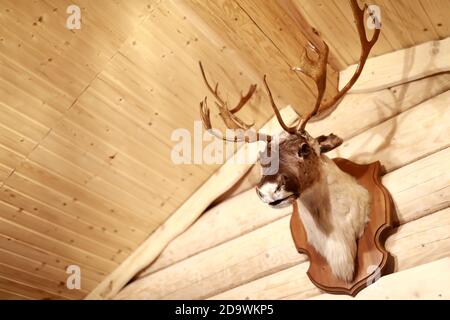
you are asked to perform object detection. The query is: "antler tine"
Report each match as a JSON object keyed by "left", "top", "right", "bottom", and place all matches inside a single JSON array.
[
  {"left": 263, "top": 75, "right": 298, "bottom": 135},
  {"left": 292, "top": 40, "right": 329, "bottom": 132},
  {"left": 200, "top": 97, "right": 271, "bottom": 142},
  {"left": 228, "top": 84, "right": 257, "bottom": 113},
  {"left": 320, "top": 0, "right": 381, "bottom": 110},
  {"left": 198, "top": 62, "right": 271, "bottom": 143},
  {"left": 199, "top": 61, "right": 226, "bottom": 106},
  {"left": 199, "top": 61, "right": 258, "bottom": 115}
]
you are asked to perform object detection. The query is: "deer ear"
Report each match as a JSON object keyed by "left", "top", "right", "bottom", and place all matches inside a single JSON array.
[{"left": 316, "top": 134, "right": 343, "bottom": 153}]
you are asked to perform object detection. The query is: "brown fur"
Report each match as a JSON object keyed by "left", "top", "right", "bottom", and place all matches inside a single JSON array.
[{"left": 257, "top": 133, "right": 322, "bottom": 196}]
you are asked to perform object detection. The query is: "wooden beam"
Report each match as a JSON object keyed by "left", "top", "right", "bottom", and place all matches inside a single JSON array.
[
  {"left": 339, "top": 37, "right": 450, "bottom": 93},
  {"left": 85, "top": 107, "right": 299, "bottom": 299},
  {"left": 137, "top": 74, "right": 450, "bottom": 277},
  {"left": 327, "top": 90, "right": 450, "bottom": 172},
  {"left": 115, "top": 92, "right": 450, "bottom": 299}
]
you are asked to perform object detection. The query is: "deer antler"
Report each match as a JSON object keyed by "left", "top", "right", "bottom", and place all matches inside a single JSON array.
[
  {"left": 293, "top": 40, "right": 329, "bottom": 132},
  {"left": 198, "top": 62, "right": 271, "bottom": 142},
  {"left": 319, "top": 0, "right": 380, "bottom": 110},
  {"left": 262, "top": 75, "right": 298, "bottom": 135},
  {"left": 261, "top": 39, "right": 328, "bottom": 134},
  {"left": 199, "top": 0, "right": 379, "bottom": 141},
  {"left": 264, "top": 0, "right": 379, "bottom": 133}
]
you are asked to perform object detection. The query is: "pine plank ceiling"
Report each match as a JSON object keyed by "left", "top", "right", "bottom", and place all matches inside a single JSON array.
[{"left": 0, "top": 0, "right": 449, "bottom": 299}]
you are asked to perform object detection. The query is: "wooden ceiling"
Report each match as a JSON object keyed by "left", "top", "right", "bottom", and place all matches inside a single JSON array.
[{"left": 0, "top": 0, "right": 449, "bottom": 299}]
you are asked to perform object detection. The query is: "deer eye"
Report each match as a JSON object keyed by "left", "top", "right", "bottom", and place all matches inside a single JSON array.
[{"left": 298, "top": 143, "right": 310, "bottom": 157}]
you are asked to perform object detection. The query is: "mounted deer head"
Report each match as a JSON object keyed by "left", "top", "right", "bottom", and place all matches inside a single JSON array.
[{"left": 198, "top": 0, "right": 380, "bottom": 282}]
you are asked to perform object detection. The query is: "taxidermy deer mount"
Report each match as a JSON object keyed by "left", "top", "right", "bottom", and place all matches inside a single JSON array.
[{"left": 198, "top": 0, "right": 380, "bottom": 284}]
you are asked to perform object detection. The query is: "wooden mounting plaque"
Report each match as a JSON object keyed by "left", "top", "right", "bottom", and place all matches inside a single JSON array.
[{"left": 290, "top": 158, "right": 395, "bottom": 296}]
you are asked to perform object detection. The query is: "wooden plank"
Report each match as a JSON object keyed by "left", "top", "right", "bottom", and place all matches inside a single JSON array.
[
  {"left": 0, "top": 59, "right": 71, "bottom": 117},
  {"left": 50, "top": 117, "right": 182, "bottom": 201},
  {"left": 5, "top": 172, "right": 146, "bottom": 243},
  {"left": 340, "top": 37, "right": 450, "bottom": 93},
  {"left": 138, "top": 74, "right": 450, "bottom": 277},
  {"left": 0, "top": 275, "right": 63, "bottom": 300},
  {"left": 0, "top": 247, "right": 98, "bottom": 292},
  {"left": 212, "top": 209, "right": 450, "bottom": 300},
  {"left": 116, "top": 89, "right": 450, "bottom": 298},
  {"left": 0, "top": 263, "right": 85, "bottom": 299},
  {"left": 313, "top": 260, "right": 450, "bottom": 300},
  {"left": 14, "top": 160, "right": 154, "bottom": 233},
  {"left": 0, "top": 288, "right": 31, "bottom": 300},
  {"left": 51, "top": 113, "right": 196, "bottom": 205},
  {"left": 0, "top": 198, "right": 128, "bottom": 263},
  {"left": 421, "top": 0, "right": 450, "bottom": 39},
  {"left": 28, "top": 144, "right": 168, "bottom": 224},
  {"left": 0, "top": 101, "right": 49, "bottom": 141},
  {"left": 0, "top": 215, "right": 118, "bottom": 273},
  {"left": 0, "top": 144, "right": 25, "bottom": 174},
  {"left": 328, "top": 90, "right": 450, "bottom": 172},
  {"left": 0, "top": 122, "right": 36, "bottom": 156},
  {"left": 382, "top": 149, "right": 450, "bottom": 224},
  {"left": 86, "top": 106, "right": 299, "bottom": 299},
  {"left": 211, "top": 260, "right": 316, "bottom": 300},
  {"left": 66, "top": 101, "right": 197, "bottom": 194},
  {"left": 0, "top": 163, "right": 13, "bottom": 182},
  {"left": 0, "top": 234, "right": 104, "bottom": 284},
  {"left": 328, "top": 258, "right": 450, "bottom": 300},
  {"left": 1, "top": 179, "right": 139, "bottom": 249},
  {"left": 41, "top": 131, "right": 179, "bottom": 212},
  {"left": 390, "top": 0, "right": 440, "bottom": 44}
]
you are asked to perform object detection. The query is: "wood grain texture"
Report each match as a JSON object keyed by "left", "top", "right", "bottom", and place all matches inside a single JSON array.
[
  {"left": 327, "top": 90, "right": 450, "bottom": 172},
  {"left": 340, "top": 37, "right": 450, "bottom": 93}
]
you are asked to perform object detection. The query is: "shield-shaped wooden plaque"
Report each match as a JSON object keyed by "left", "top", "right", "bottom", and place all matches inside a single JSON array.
[{"left": 290, "top": 158, "right": 396, "bottom": 296}]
